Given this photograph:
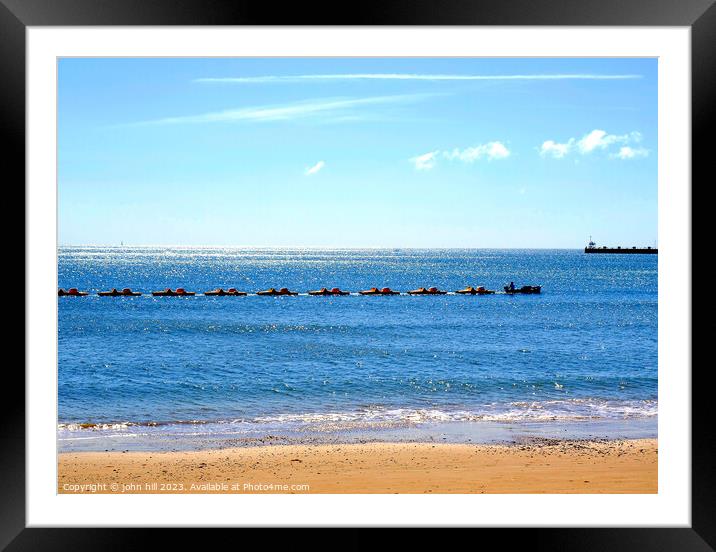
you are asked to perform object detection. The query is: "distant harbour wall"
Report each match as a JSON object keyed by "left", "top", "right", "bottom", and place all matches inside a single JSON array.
[{"left": 584, "top": 247, "right": 657, "bottom": 254}]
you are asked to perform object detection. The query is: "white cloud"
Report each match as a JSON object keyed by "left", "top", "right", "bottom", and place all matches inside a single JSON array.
[
  {"left": 196, "top": 73, "right": 642, "bottom": 84},
  {"left": 541, "top": 129, "right": 646, "bottom": 159},
  {"left": 577, "top": 129, "right": 640, "bottom": 153},
  {"left": 410, "top": 151, "right": 439, "bottom": 171},
  {"left": 444, "top": 142, "right": 510, "bottom": 162},
  {"left": 612, "top": 146, "right": 649, "bottom": 159},
  {"left": 539, "top": 139, "right": 574, "bottom": 159},
  {"left": 411, "top": 142, "right": 510, "bottom": 170},
  {"left": 128, "top": 94, "right": 436, "bottom": 126},
  {"left": 305, "top": 161, "right": 325, "bottom": 175}
]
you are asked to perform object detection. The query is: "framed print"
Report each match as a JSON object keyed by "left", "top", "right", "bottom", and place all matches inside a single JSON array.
[{"left": 7, "top": 0, "right": 710, "bottom": 547}]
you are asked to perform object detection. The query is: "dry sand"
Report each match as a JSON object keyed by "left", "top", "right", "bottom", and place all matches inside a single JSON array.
[{"left": 58, "top": 438, "right": 657, "bottom": 494}]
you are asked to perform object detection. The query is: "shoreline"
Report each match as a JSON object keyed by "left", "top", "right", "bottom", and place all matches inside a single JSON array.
[
  {"left": 58, "top": 437, "right": 657, "bottom": 494},
  {"left": 57, "top": 417, "right": 658, "bottom": 453}
]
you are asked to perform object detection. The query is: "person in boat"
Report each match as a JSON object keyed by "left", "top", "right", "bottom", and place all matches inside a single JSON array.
[
  {"left": 257, "top": 287, "right": 298, "bottom": 296},
  {"left": 504, "top": 284, "right": 541, "bottom": 294},
  {"left": 359, "top": 287, "right": 400, "bottom": 295},
  {"left": 308, "top": 287, "right": 350, "bottom": 296},
  {"left": 408, "top": 287, "right": 446, "bottom": 295},
  {"left": 509, "top": 281, "right": 516, "bottom": 291},
  {"left": 59, "top": 288, "right": 88, "bottom": 296}
]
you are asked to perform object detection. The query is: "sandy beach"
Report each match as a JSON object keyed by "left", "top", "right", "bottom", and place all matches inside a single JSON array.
[{"left": 58, "top": 438, "right": 657, "bottom": 494}]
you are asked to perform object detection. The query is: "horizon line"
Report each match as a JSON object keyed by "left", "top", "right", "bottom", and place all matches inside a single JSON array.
[{"left": 57, "top": 244, "right": 605, "bottom": 250}]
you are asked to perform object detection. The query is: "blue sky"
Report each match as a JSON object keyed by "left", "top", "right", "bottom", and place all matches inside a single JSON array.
[{"left": 58, "top": 58, "right": 657, "bottom": 248}]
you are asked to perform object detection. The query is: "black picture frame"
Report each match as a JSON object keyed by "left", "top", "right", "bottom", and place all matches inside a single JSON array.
[{"left": 6, "top": 0, "right": 708, "bottom": 547}]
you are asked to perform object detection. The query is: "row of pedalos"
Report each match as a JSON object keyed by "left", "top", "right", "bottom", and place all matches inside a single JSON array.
[{"left": 58, "top": 284, "right": 542, "bottom": 297}]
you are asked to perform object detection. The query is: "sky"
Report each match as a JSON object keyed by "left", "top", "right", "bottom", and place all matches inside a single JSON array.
[{"left": 58, "top": 57, "right": 657, "bottom": 248}]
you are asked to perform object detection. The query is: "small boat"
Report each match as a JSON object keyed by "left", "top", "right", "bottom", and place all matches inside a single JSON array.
[
  {"left": 151, "top": 288, "right": 196, "bottom": 297},
  {"left": 407, "top": 287, "right": 447, "bottom": 295},
  {"left": 98, "top": 288, "right": 141, "bottom": 297},
  {"left": 359, "top": 287, "right": 400, "bottom": 295},
  {"left": 308, "top": 287, "right": 350, "bottom": 296},
  {"left": 455, "top": 286, "right": 495, "bottom": 295},
  {"left": 205, "top": 288, "right": 248, "bottom": 296},
  {"left": 504, "top": 285, "right": 541, "bottom": 294},
  {"left": 257, "top": 287, "right": 298, "bottom": 296},
  {"left": 58, "top": 288, "right": 88, "bottom": 296}
]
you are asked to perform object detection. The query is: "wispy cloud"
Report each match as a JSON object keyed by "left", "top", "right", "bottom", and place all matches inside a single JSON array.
[
  {"left": 196, "top": 73, "right": 642, "bottom": 84},
  {"left": 612, "top": 146, "right": 650, "bottom": 160},
  {"left": 410, "top": 151, "right": 439, "bottom": 171},
  {"left": 127, "top": 94, "right": 436, "bottom": 126},
  {"left": 305, "top": 160, "right": 325, "bottom": 175},
  {"left": 410, "top": 142, "right": 510, "bottom": 170},
  {"left": 540, "top": 129, "right": 647, "bottom": 159}
]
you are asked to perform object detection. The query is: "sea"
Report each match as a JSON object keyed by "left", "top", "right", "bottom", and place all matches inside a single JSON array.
[{"left": 57, "top": 247, "right": 657, "bottom": 451}]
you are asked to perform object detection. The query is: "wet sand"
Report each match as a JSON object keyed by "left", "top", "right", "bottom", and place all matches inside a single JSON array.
[{"left": 58, "top": 438, "right": 657, "bottom": 494}]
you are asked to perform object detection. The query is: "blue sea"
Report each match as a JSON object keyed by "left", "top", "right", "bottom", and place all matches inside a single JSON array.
[{"left": 57, "top": 247, "right": 657, "bottom": 451}]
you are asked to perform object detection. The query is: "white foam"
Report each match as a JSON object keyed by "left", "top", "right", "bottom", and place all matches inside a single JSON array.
[{"left": 57, "top": 399, "right": 658, "bottom": 434}]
